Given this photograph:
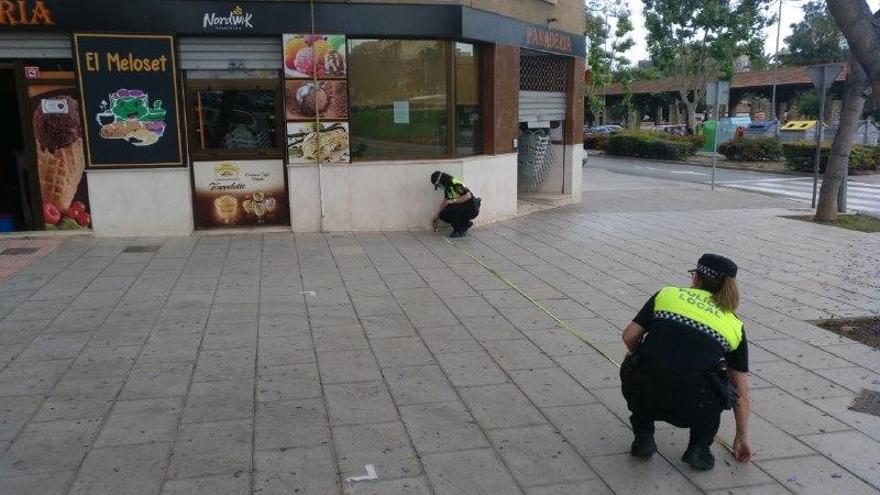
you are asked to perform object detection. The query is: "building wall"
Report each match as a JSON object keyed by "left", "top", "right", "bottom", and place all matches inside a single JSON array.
[
  {"left": 287, "top": 154, "right": 518, "bottom": 232},
  {"left": 87, "top": 169, "right": 194, "bottom": 236}
]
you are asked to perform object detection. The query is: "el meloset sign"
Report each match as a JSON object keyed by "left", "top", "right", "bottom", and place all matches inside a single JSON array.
[{"left": 73, "top": 34, "right": 183, "bottom": 168}]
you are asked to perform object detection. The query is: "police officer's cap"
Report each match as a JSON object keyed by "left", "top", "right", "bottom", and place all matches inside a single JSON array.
[{"left": 694, "top": 253, "right": 738, "bottom": 279}]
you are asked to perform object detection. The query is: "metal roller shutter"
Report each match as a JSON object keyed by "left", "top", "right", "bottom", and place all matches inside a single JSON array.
[
  {"left": 518, "top": 91, "right": 566, "bottom": 123},
  {"left": 178, "top": 37, "right": 281, "bottom": 71},
  {"left": 0, "top": 33, "right": 72, "bottom": 59}
]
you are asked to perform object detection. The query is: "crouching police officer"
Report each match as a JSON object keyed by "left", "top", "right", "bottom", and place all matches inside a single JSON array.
[
  {"left": 430, "top": 171, "right": 481, "bottom": 238},
  {"left": 621, "top": 254, "right": 752, "bottom": 470}
]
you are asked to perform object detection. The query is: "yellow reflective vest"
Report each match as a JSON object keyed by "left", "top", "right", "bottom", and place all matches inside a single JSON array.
[{"left": 653, "top": 286, "right": 744, "bottom": 353}]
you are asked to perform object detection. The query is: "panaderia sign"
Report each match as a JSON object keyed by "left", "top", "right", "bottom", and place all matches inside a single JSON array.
[
  {"left": 0, "top": 0, "right": 53, "bottom": 26},
  {"left": 524, "top": 26, "right": 573, "bottom": 54}
]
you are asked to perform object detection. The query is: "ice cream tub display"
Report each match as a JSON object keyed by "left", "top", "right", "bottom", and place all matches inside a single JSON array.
[{"left": 192, "top": 160, "right": 289, "bottom": 229}]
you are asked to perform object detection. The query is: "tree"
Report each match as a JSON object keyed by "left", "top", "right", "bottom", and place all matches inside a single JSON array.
[
  {"left": 815, "top": 56, "right": 867, "bottom": 220},
  {"left": 780, "top": 0, "right": 847, "bottom": 67},
  {"left": 584, "top": 0, "right": 634, "bottom": 125},
  {"left": 643, "top": 0, "right": 772, "bottom": 132},
  {"left": 826, "top": 1, "right": 880, "bottom": 107}
]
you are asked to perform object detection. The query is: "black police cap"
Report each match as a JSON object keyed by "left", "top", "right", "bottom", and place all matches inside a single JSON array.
[{"left": 696, "top": 253, "right": 738, "bottom": 279}]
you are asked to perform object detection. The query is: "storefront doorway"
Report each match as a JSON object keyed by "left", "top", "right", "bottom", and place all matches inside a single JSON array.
[{"left": 0, "top": 66, "right": 37, "bottom": 232}]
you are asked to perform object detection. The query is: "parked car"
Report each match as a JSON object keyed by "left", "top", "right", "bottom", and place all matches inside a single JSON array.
[
  {"left": 652, "top": 124, "right": 688, "bottom": 136},
  {"left": 584, "top": 124, "right": 622, "bottom": 135}
]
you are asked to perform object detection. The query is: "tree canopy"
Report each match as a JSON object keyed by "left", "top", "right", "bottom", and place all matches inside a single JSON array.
[{"left": 780, "top": 0, "right": 847, "bottom": 66}]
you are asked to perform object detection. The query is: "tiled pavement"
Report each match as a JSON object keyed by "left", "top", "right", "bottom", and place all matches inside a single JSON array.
[{"left": 1, "top": 170, "right": 879, "bottom": 494}]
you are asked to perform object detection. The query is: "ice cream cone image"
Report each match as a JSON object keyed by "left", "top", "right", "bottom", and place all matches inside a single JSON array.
[
  {"left": 32, "top": 95, "right": 87, "bottom": 216},
  {"left": 37, "top": 136, "right": 85, "bottom": 212}
]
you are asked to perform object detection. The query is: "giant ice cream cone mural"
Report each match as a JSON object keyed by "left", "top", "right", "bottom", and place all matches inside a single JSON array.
[{"left": 30, "top": 88, "right": 91, "bottom": 230}]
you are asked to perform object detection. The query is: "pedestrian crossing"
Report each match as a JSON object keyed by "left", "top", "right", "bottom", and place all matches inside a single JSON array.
[{"left": 718, "top": 177, "right": 880, "bottom": 213}]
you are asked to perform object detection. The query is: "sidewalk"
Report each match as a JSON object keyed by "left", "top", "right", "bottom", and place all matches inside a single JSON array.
[{"left": 0, "top": 178, "right": 879, "bottom": 494}]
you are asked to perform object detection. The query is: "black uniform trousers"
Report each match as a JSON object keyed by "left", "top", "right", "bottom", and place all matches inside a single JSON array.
[
  {"left": 439, "top": 200, "right": 478, "bottom": 233},
  {"left": 621, "top": 353, "right": 723, "bottom": 449}
]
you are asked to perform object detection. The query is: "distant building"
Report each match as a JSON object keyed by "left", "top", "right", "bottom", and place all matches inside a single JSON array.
[
  {"left": 734, "top": 55, "right": 751, "bottom": 73},
  {"left": 637, "top": 59, "right": 653, "bottom": 69}
]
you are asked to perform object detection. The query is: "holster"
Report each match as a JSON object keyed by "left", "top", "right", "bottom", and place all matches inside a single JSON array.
[{"left": 706, "top": 362, "right": 738, "bottom": 410}]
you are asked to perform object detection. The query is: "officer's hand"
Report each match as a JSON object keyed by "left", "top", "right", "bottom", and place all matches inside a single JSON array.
[{"left": 732, "top": 435, "right": 752, "bottom": 463}]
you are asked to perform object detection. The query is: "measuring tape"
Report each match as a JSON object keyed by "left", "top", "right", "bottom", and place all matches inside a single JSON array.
[{"left": 440, "top": 235, "right": 736, "bottom": 454}]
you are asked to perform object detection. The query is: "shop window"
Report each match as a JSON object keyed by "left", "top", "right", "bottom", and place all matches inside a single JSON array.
[
  {"left": 348, "top": 39, "right": 482, "bottom": 160},
  {"left": 186, "top": 79, "right": 283, "bottom": 159}
]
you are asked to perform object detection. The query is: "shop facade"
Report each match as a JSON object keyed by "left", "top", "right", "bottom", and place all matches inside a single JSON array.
[{"left": 0, "top": 0, "right": 585, "bottom": 236}]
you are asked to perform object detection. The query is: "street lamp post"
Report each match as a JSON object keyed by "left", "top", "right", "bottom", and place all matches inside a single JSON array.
[{"left": 770, "top": 0, "right": 783, "bottom": 137}]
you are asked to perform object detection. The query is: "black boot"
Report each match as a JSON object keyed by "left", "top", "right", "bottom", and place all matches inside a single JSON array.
[
  {"left": 630, "top": 432, "right": 657, "bottom": 458},
  {"left": 682, "top": 443, "right": 715, "bottom": 470}
]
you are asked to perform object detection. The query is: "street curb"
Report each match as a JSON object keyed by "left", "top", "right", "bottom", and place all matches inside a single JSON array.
[{"left": 585, "top": 150, "right": 809, "bottom": 177}]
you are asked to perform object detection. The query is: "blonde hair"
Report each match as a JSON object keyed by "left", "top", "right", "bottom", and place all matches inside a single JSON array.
[{"left": 695, "top": 274, "right": 740, "bottom": 312}]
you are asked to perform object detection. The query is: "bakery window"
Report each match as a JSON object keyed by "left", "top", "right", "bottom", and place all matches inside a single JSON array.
[
  {"left": 347, "top": 39, "right": 483, "bottom": 160},
  {"left": 186, "top": 78, "right": 284, "bottom": 159}
]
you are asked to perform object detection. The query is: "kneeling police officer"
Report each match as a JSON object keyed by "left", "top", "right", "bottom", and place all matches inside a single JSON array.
[
  {"left": 621, "top": 254, "right": 752, "bottom": 470},
  {"left": 430, "top": 171, "right": 480, "bottom": 238}
]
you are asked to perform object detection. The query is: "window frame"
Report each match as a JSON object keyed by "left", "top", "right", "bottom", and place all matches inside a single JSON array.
[
  {"left": 347, "top": 38, "right": 484, "bottom": 162},
  {"left": 184, "top": 77, "right": 286, "bottom": 162}
]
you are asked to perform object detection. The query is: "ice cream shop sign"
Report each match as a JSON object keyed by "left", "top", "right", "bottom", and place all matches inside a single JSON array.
[{"left": 73, "top": 33, "right": 183, "bottom": 168}]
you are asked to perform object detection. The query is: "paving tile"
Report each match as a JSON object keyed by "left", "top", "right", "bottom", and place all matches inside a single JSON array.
[
  {"left": 488, "top": 424, "right": 596, "bottom": 488},
  {"left": 814, "top": 366, "right": 880, "bottom": 394},
  {"left": 758, "top": 339, "right": 854, "bottom": 370},
  {"left": 522, "top": 327, "right": 595, "bottom": 357},
  {"left": 370, "top": 337, "right": 435, "bottom": 368},
  {"left": 422, "top": 448, "right": 522, "bottom": 495},
  {"left": 398, "top": 401, "right": 489, "bottom": 454},
  {"left": 435, "top": 351, "right": 509, "bottom": 387},
  {"left": 459, "top": 383, "right": 546, "bottom": 429},
  {"left": 257, "top": 363, "right": 321, "bottom": 402},
  {"left": 119, "top": 363, "right": 193, "bottom": 399},
  {"left": 484, "top": 339, "right": 556, "bottom": 371},
  {"left": 257, "top": 314, "right": 310, "bottom": 339},
  {"left": 343, "top": 476, "right": 431, "bottom": 495},
  {"left": 808, "top": 395, "right": 880, "bottom": 441},
  {"left": 383, "top": 364, "right": 458, "bottom": 406},
  {"left": 201, "top": 322, "right": 257, "bottom": 350},
  {"left": 183, "top": 379, "right": 254, "bottom": 423},
  {"left": 68, "top": 442, "right": 170, "bottom": 495},
  {"left": 161, "top": 473, "right": 251, "bottom": 495},
  {"left": 257, "top": 335, "right": 315, "bottom": 366},
  {"left": 0, "top": 418, "right": 101, "bottom": 476},
  {"left": 654, "top": 427, "right": 775, "bottom": 491},
  {"left": 758, "top": 455, "right": 878, "bottom": 494},
  {"left": 0, "top": 471, "right": 75, "bottom": 495},
  {"left": 704, "top": 483, "right": 794, "bottom": 495},
  {"left": 324, "top": 381, "right": 397, "bottom": 426},
  {"left": 94, "top": 397, "right": 183, "bottom": 447},
  {"left": 0, "top": 395, "right": 43, "bottom": 441},
  {"left": 588, "top": 452, "right": 701, "bottom": 494},
  {"left": 193, "top": 347, "right": 256, "bottom": 383},
  {"left": 459, "top": 315, "right": 523, "bottom": 341},
  {"left": 747, "top": 387, "right": 850, "bottom": 436},
  {"left": 360, "top": 314, "right": 417, "bottom": 339},
  {"left": 0, "top": 319, "right": 50, "bottom": 344},
  {"left": 717, "top": 411, "right": 814, "bottom": 461},
  {"left": 333, "top": 421, "right": 421, "bottom": 480},
  {"left": 555, "top": 351, "right": 620, "bottom": 390},
  {"left": 165, "top": 419, "right": 252, "bottom": 480},
  {"left": 254, "top": 445, "right": 340, "bottom": 495},
  {"left": 255, "top": 398, "right": 329, "bottom": 451},
  {"left": 418, "top": 325, "right": 482, "bottom": 354},
  {"left": 543, "top": 403, "right": 632, "bottom": 457},
  {"left": 34, "top": 375, "right": 124, "bottom": 422},
  {"left": 16, "top": 332, "right": 91, "bottom": 362},
  {"left": 352, "top": 296, "right": 403, "bottom": 317},
  {"left": 137, "top": 332, "right": 202, "bottom": 365},
  {"left": 751, "top": 361, "right": 850, "bottom": 400},
  {"left": 67, "top": 344, "right": 139, "bottom": 378},
  {"left": 0, "top": 359, "right": 71, "bottom": 395},
  {"left": 313, "top": 323, "right": 370, "bottom": 352},
  {"left": 318, "top": 349, "right": 382, "bottom": 384},
  {"left": 799, "top": 430, "right": 880, "bottom": 490},
  {"left": 823, "top": 344, "right": 880, "bottom": 371},
  {"left": 525, "top": 480, "right": 613, "bottom": 494},
  {"left": 509, "top": 367, "right": 596, "bottom": 407}
]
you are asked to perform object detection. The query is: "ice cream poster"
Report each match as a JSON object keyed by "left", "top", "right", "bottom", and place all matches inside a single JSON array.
[
  {"left": 287, "top": 122, "right": 350, "bottom": 164},
  {"left": 73, "top": 34, "right": 183, "bottom": 167},
  {"left": 28, "top": 86, "right": 91, "bottom": 230},
  {"left": 192, "top": 160, "right": 290, "bottom": 229},
  {"left": 283, "top": 34, "right": 347, "bottom": 79}
]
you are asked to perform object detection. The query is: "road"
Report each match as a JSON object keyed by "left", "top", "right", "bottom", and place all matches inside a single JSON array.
[{"left": 586, "top": 154, "right": 880, "bottom": 214}]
